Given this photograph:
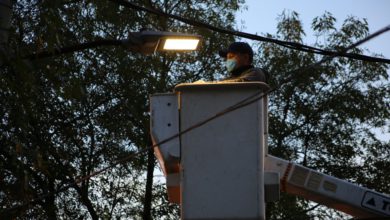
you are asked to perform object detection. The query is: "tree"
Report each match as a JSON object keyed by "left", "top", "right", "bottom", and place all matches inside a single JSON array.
[
  {"left": 0, "top": 0, "right": 240, "bottom": 219},
  {"left": 1, "top": 1, "right": 388, "bottom": 220},
  {"left": 256, "top": 11, "right": 389, "bottom": 219}
]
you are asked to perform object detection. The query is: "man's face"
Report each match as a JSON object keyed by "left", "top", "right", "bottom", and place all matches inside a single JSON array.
[{"left": 227, "top": 52, "right": 250, "bottom": 68}]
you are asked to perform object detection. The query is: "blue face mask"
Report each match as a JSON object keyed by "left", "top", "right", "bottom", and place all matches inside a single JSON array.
[{"left": 226, "top": 59, "right": 237, "bottom": 72}]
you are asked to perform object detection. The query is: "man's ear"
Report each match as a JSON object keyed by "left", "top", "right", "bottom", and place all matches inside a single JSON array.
[{"left": 242, "top": 53, "right": 251, "bottom": 65}]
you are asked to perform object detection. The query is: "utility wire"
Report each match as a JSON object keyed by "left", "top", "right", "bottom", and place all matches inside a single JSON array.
[
  {"left": 17, "top": 2, "right": 390, "bottom": 63},
  {"left": 1, "top": 0, "right": 388, "bottom": 67},
  {"left": 109, "top": 0, "right": 390, "bottom": 64},
  {"left": 2, "top": 23, "right": 389, "bottom": 216}
]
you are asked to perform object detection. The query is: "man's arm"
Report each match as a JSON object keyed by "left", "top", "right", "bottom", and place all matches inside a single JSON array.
[{"left": 221, "top": 68, "right": 268, "bottom": 83}]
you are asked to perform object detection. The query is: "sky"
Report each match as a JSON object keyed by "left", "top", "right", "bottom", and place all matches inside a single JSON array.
[
  {"left": 236, "top": 0, "right": 390, "bottom": 141},
  {"left": 236, "top": 0, "right": 390, "bottom": 58}
]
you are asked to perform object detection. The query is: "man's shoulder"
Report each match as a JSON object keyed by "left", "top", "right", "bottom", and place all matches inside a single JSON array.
[
  {"left": 249, "top": 67, "right": 267, "bottom": 73},
  {"left": 242, "top": 67, "right": 269, "bottom": 83}
]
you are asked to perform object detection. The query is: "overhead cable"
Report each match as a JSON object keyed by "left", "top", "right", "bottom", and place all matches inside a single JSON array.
[
  {"left": 2, "top": 23, "right": 389, "bottom": 215},
  {"left": 108, "top": 0, "right": 390, "bottom": 64}
]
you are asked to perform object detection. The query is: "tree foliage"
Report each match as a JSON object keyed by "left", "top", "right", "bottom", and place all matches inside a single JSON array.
[
  {"left": 257, "top": 11, "right": 389, "bottom": 219},
  {"left": 0, "top": 1, "right": 389, "bottom": 220},
  {"left": 1, "top": 0, "right": 239, "bottom": 219}
]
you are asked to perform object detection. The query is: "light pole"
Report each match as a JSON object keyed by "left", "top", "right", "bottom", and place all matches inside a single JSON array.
[
  {"left": 0, "top": 0, "right": 11, "bottom": 45},
  {"left": 26, "top": 30, "right": 202, "bottom": 59},
  {"left": 0, "top": 0, "right": 12, "bottom": 65}
]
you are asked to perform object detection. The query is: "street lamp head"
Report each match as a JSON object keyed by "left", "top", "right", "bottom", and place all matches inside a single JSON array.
[
  {"left": 123, "top": 30, "right": 201, "bottom": 54},
  {"left": 160, "top": 38, "right": 200, "bottom": 51}
]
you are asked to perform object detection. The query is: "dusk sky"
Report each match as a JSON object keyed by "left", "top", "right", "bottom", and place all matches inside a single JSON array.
[
  {"left": 236, "top": 0, "right": 390, "bottom": 141},
  {"left": 236, "top": 0, "right": 390, "bottom": 58}
]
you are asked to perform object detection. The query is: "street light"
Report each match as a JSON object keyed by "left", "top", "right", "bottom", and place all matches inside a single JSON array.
[
  {"left": 122, "top": 30, "right": 202, "bottom": 54},
  {"left": 25, "top": 30, "right": 201, "bottom": 60}
]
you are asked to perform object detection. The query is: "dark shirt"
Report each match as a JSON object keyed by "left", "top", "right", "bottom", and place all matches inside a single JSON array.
[{"left": 221, "top": 65, "right": 268, "bottom": 83}]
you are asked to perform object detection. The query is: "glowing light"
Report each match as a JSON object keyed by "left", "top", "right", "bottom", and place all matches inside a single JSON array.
[{"left": 162, "top": 39, "right": 200, "bottom": 50}]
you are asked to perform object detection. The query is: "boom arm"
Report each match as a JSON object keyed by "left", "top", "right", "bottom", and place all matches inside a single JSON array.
[{"left": 265, "top": 155, "right": 390, "bottom": 218}]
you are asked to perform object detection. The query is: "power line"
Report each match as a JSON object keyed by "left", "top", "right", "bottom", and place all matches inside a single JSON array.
[
  {"left": 278, "top": 25, "right": 390, "bottom": 86},
  {"left": 108, "top": 0, "right": 390, "bottom": 64},
  {"left": 3, "top": 23, "right": 389, "bottom": 215},
  {"left": 15, "top": 1, "right": 390, "bottom": 64},
  {"left": 1, "top": 0, "right": 390, "bottom": 215}
]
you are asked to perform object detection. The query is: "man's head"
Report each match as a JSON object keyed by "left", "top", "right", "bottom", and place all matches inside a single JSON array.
[{"left": 219, "top": 42, "right": 253, "bottom": 72}]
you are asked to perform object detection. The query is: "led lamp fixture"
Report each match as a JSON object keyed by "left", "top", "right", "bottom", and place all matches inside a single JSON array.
[
  {"left": 162, "top": 39, "right": 200, "bottom": 51},
  {"left": 123, "top": 30, "right": 201, "bottom": 54}
]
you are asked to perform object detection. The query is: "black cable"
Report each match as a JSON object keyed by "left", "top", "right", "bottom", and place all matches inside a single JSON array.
[
  {"left": 15, "top": 2, "right": 390, "bottom": 64},
  {"left": 2, "top": 0, "right": 388, "bottom": 66},
  {"left": 108, "top": 0, "right": 390, "bottom": 64},
  {"left": 0, "top": 87, "right": 270, "bottom": 216},
  {"left": 2, "top": 7, "right": 390, "bottom": 218}
]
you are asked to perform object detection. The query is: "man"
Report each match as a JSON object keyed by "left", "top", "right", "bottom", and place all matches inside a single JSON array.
[{"left": 219, "top": 42, "right": 268, "bottom": 83}]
